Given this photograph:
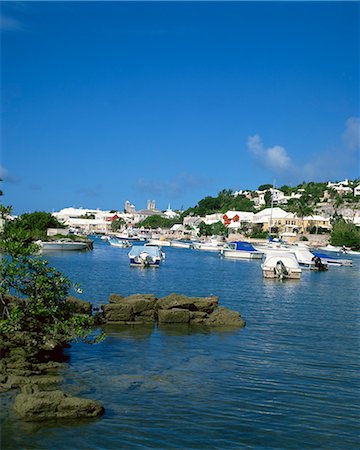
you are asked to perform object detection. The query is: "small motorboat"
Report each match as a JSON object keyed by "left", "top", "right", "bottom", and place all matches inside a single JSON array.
[
  {"left": 146, "top": 239, "right": 172, "bottom": 247},
  {"left": 318, "top": 244, "right": 360, "bottom": 256},
  {"left": 192, "top": 237, "right": 224, "bottom": 252},
  {"left": 221, "top": 241, "right": 263, "bottom": 259},
  {"left": 170, "top": 239, "right": 193, "bottom": 249},
  {"left": 109, "top": 237, "right": 131, "bottom": 248},
  {"left": 37, "top": 240, "right": 90, "bottom": 251},
  {"left": 128, "top": 245, "right": 164, "bottom": 267},
  {"left": 293, "top": 247, "right": 328, "bottom": 270},
  {"left": 311, "top": 251, "right": 352, "bottom": 267},
  {"left": 261, "top": 252, "right": 302, "bottom": 279}
]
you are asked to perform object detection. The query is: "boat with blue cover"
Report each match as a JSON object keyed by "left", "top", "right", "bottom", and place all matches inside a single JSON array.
[
  {"left": 312, "top": 251, "right": 352, "bottom": 267},
  {"left": 221, "top": 241, "right": 264, "bottom": 259},
  {"left": 128, "top": 245, "right": 164, "bottom": 267}
]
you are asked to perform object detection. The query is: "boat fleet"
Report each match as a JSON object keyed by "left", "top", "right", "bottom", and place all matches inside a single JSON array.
[
  {"left": 38, "top": 233, "right": 357, "bottom": 277},
  {"left": 100, "top": 234, "right": 355, "bottom": 276}
]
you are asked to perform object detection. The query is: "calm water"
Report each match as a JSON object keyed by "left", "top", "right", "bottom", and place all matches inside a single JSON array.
[{"left": 1, "top": 238, "right": 360, "bottom": 449}]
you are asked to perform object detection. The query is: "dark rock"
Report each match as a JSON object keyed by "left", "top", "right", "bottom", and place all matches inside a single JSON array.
[
  {"left": 133, "top": 310, "right": 155, "bottom": 324},
  {"left": 189, "top": 311, "right": 209, "bottom": 324},
  {"left": 66, "top": 296, "right": 92, "bottom": 315},
  {"left": 102, "top": 303, "right": 134, "bottom": 322},
  {"left": 13, "top": 389, "right": 104, "bottom": 420},
  {"left": 158, "top": 308, "right": 190, "bottom": 324},
  {"left": 157, "top": 293, "right": 218, "bottom": 313},
  {"left": 122, "top": 294, "right": 157, "bottom": 314},
  {"left": 109, "top": 293, "right": 125, "bottom": 304},
  {"left": 203, "top": 306, "right": 246, "bottom": 327}
]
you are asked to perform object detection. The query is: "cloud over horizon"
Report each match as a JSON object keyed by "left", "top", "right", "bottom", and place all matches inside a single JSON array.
[
  {"left": 342, "top": 116, "right": 360, "bottom": 151},
  {"left": 247, "top": 135, "right": 292, "bottom": 173},
  {"left": 247, "top": 116, "right": 359, "bottom": 184},
  {"left": 0, "top": 165, "right": 19, "bottom": 183}
]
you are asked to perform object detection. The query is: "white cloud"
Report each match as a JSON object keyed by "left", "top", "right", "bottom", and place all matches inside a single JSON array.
[
  {"left": 342, "top": 116, "right": 360, "bottom": 150},
  {"left": 247, "top": 135, "right": 292, "bottom": 173},
  {"left": 0, "top": 166, "right": 18, "bottom": 183}
]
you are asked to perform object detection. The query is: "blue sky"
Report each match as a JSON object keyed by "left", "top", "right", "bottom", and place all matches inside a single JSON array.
[{"left": 1, "top": 1, "right": 359, "bottom": 214}]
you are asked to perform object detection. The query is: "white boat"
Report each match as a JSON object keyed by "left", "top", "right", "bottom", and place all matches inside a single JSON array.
[
  {"left": 293, "top": 247, "right": 328, "bottom": 270},
  {"left": 147, "top": 239, "right": 172, "bottom": 247},
  {"left": 170, "top": 239, "right": 193, "bottom": 249},
  {"left": 261, "top": 252, "right": 302, "bottom": 279},
  {"left": 38, "top": 240, "right": 89, "bottom": 251},
  {"left": 318, "top": 244, "right": 360, "bottom": 256},
  {"left": 253, "top": 241, "right": 292, "bottom": 254},
  {"left": 311, "top": 251, "right": 352, "bottom": 267},
  {"left": 221, "top": 241, "right": 263, "bottom": 259},
  {"left": 192, "top": 237, "right": 224, "bottom": 252},
  {"left": 109, "top": 237, "right": 131, "bottom": 248},
  {"left": 128, "top": 245, "right": 164, "bottom": 267}
]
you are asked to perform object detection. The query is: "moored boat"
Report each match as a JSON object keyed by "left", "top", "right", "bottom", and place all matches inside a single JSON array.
[
  {"left": 128, "top": 245, "right": 164, "bottom": 267},
  {"left": 293, "top": 246, "right": 328, "bottom": 270},
  {"left": 221, "top": 241, "right": 263, "bottom": 259},
  {"left": 311, "top": 251, "right": 352, "bottom": 267},
  {"left": 192, "top": 237, "right": 224, "bottom": 252},
  {"left": 170, "top": 239, "right": 193, "bottom": 249},
  {"left": 146, "top": 239, "right": 172, "bottom": 247},
  {"left": 108, "top": 237, "right": 131, "bottom": 248},
  {"left": 261, "top": 252, "right": 302, "bottom": 279},
  {"left": 38, "top": 240, "right": 90, "bottom": 251}
]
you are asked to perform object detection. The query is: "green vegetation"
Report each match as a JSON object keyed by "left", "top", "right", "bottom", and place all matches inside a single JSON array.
[
  {"left": 138, "top": 215, "right": 181, "bottom": 229},
  {"left": 330, "top": 219, "right": 360, "bottom": 249},
  {"left": 0, "top": 188, "right": 102, "bottom": 355},
  {"left": 78, "top": 213, "right": 96, "bottom": 219},
  {"left": 3, "top": 211, "right": 64, "bottom": 243},
  {"left": 111, "top": 218, "right": 126, "bottom": 232},
  {"left": 258, "top": 184, "right": 273, "bottom": 191},
  {"left": 183, "top": 189, "right": 255, "bottom": 217},
  {"left": 198, "top": 221, "right": 228, "bottom": 237}
]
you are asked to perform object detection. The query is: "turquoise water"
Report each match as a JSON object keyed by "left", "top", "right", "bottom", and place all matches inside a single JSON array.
[{"left": 1, "top": 238, "right": 360, "bottom": 449}]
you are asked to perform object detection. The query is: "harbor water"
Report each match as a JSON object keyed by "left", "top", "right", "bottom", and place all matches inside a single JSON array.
[{"left": 1, "top": 238, "right": 359, "bottom": 449}]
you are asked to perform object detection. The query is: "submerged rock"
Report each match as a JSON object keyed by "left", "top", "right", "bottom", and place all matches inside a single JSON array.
[{"left": 14, "top": 389, "right": 104, "bottom": 421}]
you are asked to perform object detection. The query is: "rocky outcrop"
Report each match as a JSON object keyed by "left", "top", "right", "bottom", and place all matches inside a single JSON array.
[
  {"left": 66, "top": 296, "right": 92, "bottom": 315},
  {"left": 101, "top": 293, "right": 245, "bottom": 328},
  {"left": 14, "top": 388, "right": 104, "bottom": 421}
]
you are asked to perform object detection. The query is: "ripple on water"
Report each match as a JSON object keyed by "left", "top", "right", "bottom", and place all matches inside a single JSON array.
[{"left": 1, "top": 243, "right": 360, "bottom": 449}]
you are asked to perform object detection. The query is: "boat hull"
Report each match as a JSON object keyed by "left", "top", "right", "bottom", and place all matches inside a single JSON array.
[
  {"left": 222, "top": 249, "right": 263, "bottom": 259},
  {"left": 129, "top": 258, "right": 161, "bottom": 268},
  {"left": 40, "top": 241, "right": 88, "bottom": 251},
  {"left": 262, "top": 267, "right": 301, "bottom": 279}
]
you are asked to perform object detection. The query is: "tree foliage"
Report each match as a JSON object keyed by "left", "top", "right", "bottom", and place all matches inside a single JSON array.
[
  {"left": 183, "top": 189, "right": 255, "bottom": 217},
  {"left": 138, "top": 215, "right": 181, "bottom": 229},
  {"left": 4, "top": 211, "right": 64, "bottom": 242},
  {"left": 0, "top": 198, "right": 102, "bottom": 352},
  {"left": 198, "top": 221, "right": 227, "bottom": 237},
  {"left": 330, "top": 219, "right": 360, "bottom": 249},
  {"left": 111, "top": 218, "right": 126, "bottom": 232}
]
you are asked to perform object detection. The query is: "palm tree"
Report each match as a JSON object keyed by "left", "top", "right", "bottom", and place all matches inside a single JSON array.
[{"left": 288, "top": 195, "right": 314, "bottom": 234}]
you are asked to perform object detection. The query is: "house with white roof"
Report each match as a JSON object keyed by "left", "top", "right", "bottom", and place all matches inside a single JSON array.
[{"left": 222, "top": 211, "right": 254, "bottom": 230}]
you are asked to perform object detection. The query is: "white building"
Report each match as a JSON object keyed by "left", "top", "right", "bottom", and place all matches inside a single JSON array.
[
  {"left": 163, "top": 204, "right": 179, "bottom": 219},
  {"left": 354, "top": 185, "right": 360, "bottom": 196},
  {"left": 222, "top": 211, "right": 254, "bottom": 229}
]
